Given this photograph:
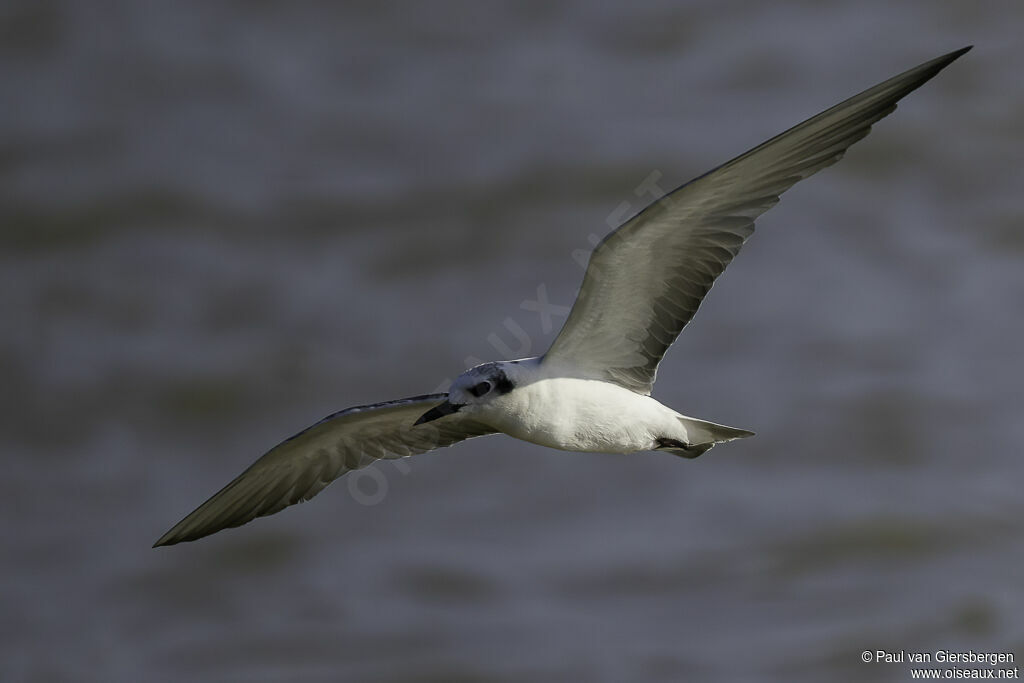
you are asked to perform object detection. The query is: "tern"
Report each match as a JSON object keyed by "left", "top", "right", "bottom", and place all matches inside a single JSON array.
[{"left": 155, "top": 47, "right": 969, "bottom": 546}]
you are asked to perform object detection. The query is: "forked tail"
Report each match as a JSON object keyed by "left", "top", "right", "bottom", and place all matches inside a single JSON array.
[{"left": 656, "top": 416, "right": 755, "bottom": 459}]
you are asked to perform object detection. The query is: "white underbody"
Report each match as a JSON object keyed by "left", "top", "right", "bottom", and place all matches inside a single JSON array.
[{"left": 477, "top": 372, "right": 688, "bottom": 454}]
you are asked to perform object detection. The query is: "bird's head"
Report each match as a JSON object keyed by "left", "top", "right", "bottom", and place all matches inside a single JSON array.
[{"left": 414, "top": 361, "right": 519, "bottom": 425}]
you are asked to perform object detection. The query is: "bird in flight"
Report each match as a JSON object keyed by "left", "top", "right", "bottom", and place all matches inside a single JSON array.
[{"left": 155, "top": 47, "right": 970, "bottom": 546}]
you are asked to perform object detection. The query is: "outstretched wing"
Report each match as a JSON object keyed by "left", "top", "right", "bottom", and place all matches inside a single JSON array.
[
  {"left": 154, "top": 394, "right": 495, "bottom": 546},
  {"left": 543, "top": 47, "right": 970, "bottom": 395}
]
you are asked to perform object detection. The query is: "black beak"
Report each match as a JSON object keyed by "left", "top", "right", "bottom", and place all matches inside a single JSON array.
[{"left": 414, "top": 400, "right": 463, "bottom": 425}]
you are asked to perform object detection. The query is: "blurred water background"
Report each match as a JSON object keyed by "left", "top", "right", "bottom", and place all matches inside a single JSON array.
[{"left": 2, "top": 1, "right": 1023, "bottom": 681}]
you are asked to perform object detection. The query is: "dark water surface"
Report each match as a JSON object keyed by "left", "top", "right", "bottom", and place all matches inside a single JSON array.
[{"left": 3, "top": 2, "right": 1023, "bottom": 681}]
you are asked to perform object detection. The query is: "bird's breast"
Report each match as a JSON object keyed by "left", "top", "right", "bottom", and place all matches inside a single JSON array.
[{"left": 484, "top": 377, "right": 675, "bottom": 454}]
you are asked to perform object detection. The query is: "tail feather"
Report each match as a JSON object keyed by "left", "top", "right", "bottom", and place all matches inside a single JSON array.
[{"left": 656, "top": 416, "right": 754, "bottom": 459}]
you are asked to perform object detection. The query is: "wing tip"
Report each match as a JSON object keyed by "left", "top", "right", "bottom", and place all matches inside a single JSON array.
[
  {"left": 152, "top": 512, "right": 226, "bottom": 547},
  {"left": 152, "top": 524, "right": 194, "bottom": 548},
  {"left": 933, "top": 45, "right": 972, "bottom": 70},
  {"left": 152, "top": 532, "right": 178, "bottom": 548}
]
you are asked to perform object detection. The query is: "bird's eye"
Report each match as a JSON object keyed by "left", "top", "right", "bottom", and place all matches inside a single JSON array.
[{"left": 469, "top": 381, "right": 491, "bottom": 397}]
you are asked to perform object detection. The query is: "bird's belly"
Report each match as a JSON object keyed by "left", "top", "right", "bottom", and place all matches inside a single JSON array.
[{"left": 489, "top": 378, "right": 672, "bottom": 454}]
